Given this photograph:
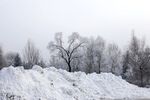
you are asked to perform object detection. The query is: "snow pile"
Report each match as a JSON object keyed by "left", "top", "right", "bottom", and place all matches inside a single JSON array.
[{"left": 0, "top": 66, "right": 150, "bottom": 100}]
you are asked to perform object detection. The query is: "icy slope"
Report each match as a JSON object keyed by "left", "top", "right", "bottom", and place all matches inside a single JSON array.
[{"left": 0, "top": 66, "right": 150, "bottom": 100}]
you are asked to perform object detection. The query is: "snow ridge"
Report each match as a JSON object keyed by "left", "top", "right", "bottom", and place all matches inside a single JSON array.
[{"left": 0, "top": 66, "right": 150, "bottom": 100}]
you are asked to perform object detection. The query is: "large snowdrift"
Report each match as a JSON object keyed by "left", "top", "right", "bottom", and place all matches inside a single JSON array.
[{"left": 0, "top": 66, "right": 150, "bottom": 100}]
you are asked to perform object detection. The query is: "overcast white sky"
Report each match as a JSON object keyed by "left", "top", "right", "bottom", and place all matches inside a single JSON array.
[{"left": 0, "top": 0, "right": 150, "bottom": 60}]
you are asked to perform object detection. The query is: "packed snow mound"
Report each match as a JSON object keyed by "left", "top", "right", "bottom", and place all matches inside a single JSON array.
[{"left": 0, "top": 66, "right": 150, "bottom": 100}]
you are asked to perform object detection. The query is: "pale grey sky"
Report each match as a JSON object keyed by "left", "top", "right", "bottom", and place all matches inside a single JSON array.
[{"left": 0, "top": 0, "right": 150, "bottom": 60}]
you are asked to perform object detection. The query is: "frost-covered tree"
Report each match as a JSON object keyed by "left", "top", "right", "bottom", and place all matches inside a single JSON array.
[
  {"left": 5, "top": 52, "right": 17, "bottom": 66},
  {"left": 14, "top": 53, "right": 22, "bottom": 67},
  {"left": 23, "top": 40, "right": 41, "bottom": 69},
  {"left": 84, "top": 36, "right": 106, "bottom": 73},
  {"left": 95, "top": 36, "right": 106, "bottom": 73},
  {"left": 48, "top": 32, "right": 85, "bottom": 72},
  {"left": 0, "top": 46, "right": 6, "bottom": 69},
  {"left": 122, "top": 50, "right": 130, "bottom": 79},
  {"left": 5, "top": 52, "right": 22, "bottom": 67},
  {"left": 84, "top": 37, "right": 95, "bottom": 73},
  {"left": 125, "top": 34, "right": 150, "bottom": 87},
  {"left": 49, "top": 55, "right": 64, "bottom": 69},
  {"left": 38, "top": 58, "right": 46, "bottom": 68},
  {"left": 106, "top": 43, "right": 122, "bottom": 75}
]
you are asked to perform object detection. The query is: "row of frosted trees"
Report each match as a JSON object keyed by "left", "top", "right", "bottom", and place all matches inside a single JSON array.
[
  {"left": 0, "top": 32, "right": 150, "bottom": 87},
  {"left": 0, "top": 40, "right": 46, "bottom": 70}
]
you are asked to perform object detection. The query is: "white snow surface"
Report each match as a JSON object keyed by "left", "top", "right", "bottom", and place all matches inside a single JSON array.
[{"left": 0, "top": 66, "right": 150, "bottom": 100}]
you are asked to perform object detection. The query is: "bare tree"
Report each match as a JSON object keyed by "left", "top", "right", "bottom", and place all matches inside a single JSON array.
[
  {"left": 23, "top": 40, "right": 41, "bottom": 69},
  {"left": 48, "top": 32, "right": 85, "bottom": 72}
]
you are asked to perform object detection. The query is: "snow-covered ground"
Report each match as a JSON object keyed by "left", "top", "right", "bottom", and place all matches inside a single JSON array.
[{"left": 0, "top": 66, "right": 150, "bottom": 100}]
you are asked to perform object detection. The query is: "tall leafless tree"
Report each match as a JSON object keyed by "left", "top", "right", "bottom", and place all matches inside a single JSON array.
[
  {"left": 23, "top": 40, "right": 41, "bottom": 69},
  {"left": 48, "top": 32, "right": 85, "bottom": 72}
]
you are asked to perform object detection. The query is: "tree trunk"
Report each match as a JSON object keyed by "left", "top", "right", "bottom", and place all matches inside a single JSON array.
[
  {"left": 98, "top": 61, "right": 101, "bottom": 74},
  {"left": 68, "top": 62, "right": 72, "bottom": 72},
  {"left": 140, "top": 68, "right": 144, "bottom": 87}
]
